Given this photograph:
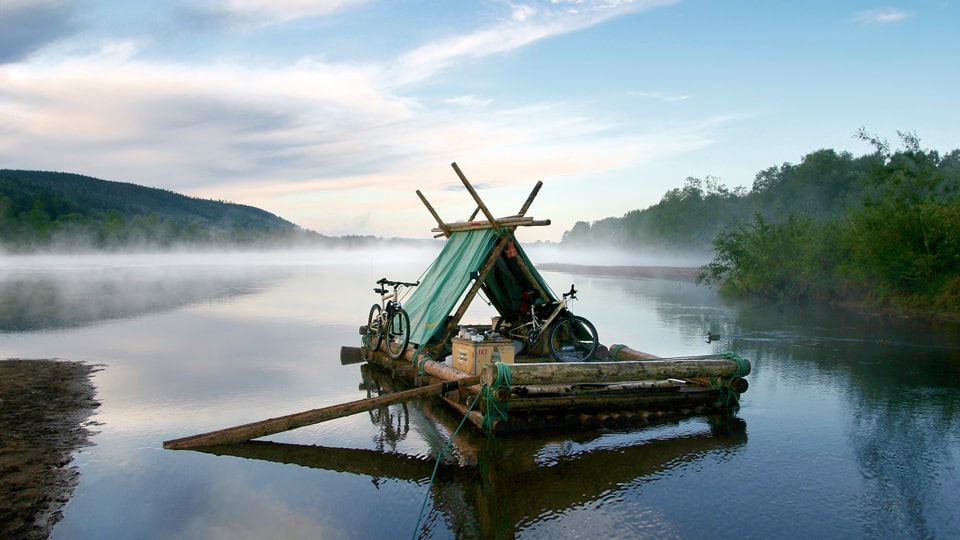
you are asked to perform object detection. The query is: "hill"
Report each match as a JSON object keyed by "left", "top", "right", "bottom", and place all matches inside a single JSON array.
[{"left": 0, "top": 169, "right": 302, "bottom": 251}]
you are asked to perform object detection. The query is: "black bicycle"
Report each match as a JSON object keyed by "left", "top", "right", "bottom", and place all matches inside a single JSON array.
[
  {"left": 495, "top": 284, "right": 599, "bottom": 361},
  {"left": 366, "top": 278, "right": 419, "bottom": 359}
]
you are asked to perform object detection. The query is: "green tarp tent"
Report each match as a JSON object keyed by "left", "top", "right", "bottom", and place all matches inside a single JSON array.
[{"left": 402, "top": 229, "right": 556, "bottom": 348}]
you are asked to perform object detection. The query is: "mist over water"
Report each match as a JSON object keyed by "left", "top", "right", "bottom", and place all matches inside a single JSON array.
[{"left": 1, "top": 248, "right": 958, "bottom": 539}]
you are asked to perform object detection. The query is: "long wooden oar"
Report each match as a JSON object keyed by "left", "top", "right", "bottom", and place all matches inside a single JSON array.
[{"left": 163, "top": 375, "right": 480, "bottom": 450}]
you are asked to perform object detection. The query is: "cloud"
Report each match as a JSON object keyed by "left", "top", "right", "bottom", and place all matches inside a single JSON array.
[
  {"left": 630, "top": 91, "right": 690, "bottom": 102},
  {"left": 0, "top": 0, "right": 82, "bottom": 63},
  {"left": 392, "top": 0, "right": 679, "bottom": 85},
  {"left": 0, "top": 0, "right": 731, "bottom": 240},
  {"left": 444, "top": 95, "right": 495, "bottom": 107},
  {"left": 851, "top": 7, "right": 913, "bottom": 25},
  {"left": 216, "top": 0, "right": 370, "bottom": 24}
]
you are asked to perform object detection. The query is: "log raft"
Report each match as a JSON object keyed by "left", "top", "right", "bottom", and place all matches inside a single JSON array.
[{"left": 362, "top": 343, "right": 750, "bottom": 434}]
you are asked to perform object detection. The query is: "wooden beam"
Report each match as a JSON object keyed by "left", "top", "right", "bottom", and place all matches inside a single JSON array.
[
  {"left": 163, "top": 375, "right": 481, "bottom": 449},
  {"left": 416, "top": 189, "right": 450, "bottom": 237},
  {"left": 431, "top": 218, "right": 550, "bottom": 234},
  {"left": 480, "top": 355, "right": 751, "bottom": 387},
  {"left": 518, "top": 181, "right": 543, "bottom": 216},
  {"left": 451, "top": 162, "right": 500, "bottom": 232},
  {"left": 510, "top": 245, "right": 551, "bottom": 302},
  {"left": 500, "top": 388, "right": 721, "bottom": 413}
]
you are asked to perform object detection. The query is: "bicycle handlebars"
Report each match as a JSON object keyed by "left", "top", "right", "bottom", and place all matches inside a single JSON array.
[{"left": 376, "top": 278, "right": 420, "bottom": 288}]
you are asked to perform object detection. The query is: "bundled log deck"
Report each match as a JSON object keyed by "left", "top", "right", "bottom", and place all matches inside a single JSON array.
[{"left": 362, "top": 342, "right": 750, "bottom": 434}]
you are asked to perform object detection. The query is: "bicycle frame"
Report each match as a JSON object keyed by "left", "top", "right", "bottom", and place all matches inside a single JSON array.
[
  {"left": 496, "top": 284, "right": 599, "bottom": 361},
  {"left": 367, "top": 278, "right": 419, "bottom": 359},
  {"left": 512, "top": 297, "right": 569, "bottom": 344}
]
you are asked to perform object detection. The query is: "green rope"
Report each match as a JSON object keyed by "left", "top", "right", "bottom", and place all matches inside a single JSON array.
[
  {"left": 411, "top": 349, "right": 430, "bottom": 376},
  {"left": 481, "top": 362, "right": 512, "bottom": 433},
  {"left": 411, "top": 389, "right": 483, "bottom": 540},
  {"left": 607, "top": 344, "right": 628, "bottom": 360},
  {"left": 711, "top": 352, "right": 749, "bottom": 409}
]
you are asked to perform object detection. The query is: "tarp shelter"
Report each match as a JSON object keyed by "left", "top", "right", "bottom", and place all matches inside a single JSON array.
[{"left": 402, "top": 228, "right": 556, "bottom": 353}]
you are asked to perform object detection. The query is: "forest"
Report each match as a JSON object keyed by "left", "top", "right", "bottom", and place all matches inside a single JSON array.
[
  {"left": 0, "top": 170, "right": 407, "bottom": 251},
  {"left": 562, "top": 130, "right": 960, "bottom": 317}
]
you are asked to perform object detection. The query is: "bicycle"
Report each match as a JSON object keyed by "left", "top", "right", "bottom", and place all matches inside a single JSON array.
[
  {"left": 495, "top": 284, "right": 599, "bottom": 361},
  {"left": 366, "top": 278, "right": 419, "bottom": 359}
]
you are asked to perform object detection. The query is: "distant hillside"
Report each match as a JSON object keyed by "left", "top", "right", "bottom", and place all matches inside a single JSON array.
[
  {"left": 0, "top": 170, "right": 295, "bottom": 229},
  {"left": 0, "top": 169, "right": 305, "bottom": 251}
]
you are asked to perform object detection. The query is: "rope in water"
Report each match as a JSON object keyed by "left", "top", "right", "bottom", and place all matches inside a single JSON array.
[{"left": 411, "top": 389, "right": 483, "bottom": 539}]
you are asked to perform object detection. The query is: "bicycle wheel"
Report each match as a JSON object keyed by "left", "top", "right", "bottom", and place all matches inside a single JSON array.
[
  {"left": 548, "top": 315, "right": 599, "bottom": 362},
  {"left": 366, "top": 304, "right": 383, "bottom": 351},
  {"left": 385, "top": 309, "right": 410, "bottom": 359}
]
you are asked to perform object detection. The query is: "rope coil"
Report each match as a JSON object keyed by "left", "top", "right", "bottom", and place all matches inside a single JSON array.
[
  {"left": 481, "top": 362, "right": 512, "bottom": 432},
  {"left": 711, "top": 352, "right": 749, "bottom": 409}
]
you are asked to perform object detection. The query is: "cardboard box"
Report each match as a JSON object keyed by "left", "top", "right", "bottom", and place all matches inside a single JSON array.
[{"left": 451, "top": 337, "right": 515, "bottom": 375}]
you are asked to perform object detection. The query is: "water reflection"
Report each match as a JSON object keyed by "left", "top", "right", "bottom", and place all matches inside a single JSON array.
[
  {"left": 0, "top": 263, "right": 280, "bottom": 332},
  {"left": 193, "top": 364, "right": 748, "bottom": 538},
  {"left": 3, "top": 252, "right": 958, "bottom": 538}
]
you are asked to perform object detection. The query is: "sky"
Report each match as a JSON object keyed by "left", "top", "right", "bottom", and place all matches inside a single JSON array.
[{"left": 1, "top": 1, "right": 957, "bottom": 242}]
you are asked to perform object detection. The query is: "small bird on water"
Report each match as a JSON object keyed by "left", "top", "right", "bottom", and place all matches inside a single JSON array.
[{"left": 705, "top": 331, "right": 721, "bottom": 343}]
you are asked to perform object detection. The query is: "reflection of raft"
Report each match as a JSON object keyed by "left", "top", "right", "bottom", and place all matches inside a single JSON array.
[
  {"left": 201, "top": 362, "right": 748, "bottom": 539},
  {"left": 360, "top": 162, "right": 750, "bottom": 434}
]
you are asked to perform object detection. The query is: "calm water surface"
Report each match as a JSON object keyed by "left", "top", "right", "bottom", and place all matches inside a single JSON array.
[{"left": 1, "top": 250, "right": 959, "bottom": 539}]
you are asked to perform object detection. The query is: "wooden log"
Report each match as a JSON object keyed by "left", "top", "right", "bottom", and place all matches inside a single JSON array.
[
  {"left": 579, "top": 413, "right": 600, "bottom": 429},
  {"left": 687, "top": 376, "right": 749, "bottom": 393},
  {"left": 339, "top": 345, "right": 365, "bottom": 365},
  {"left": 430, "top": 217, "right": 550, "bottom": 233},
  {"left": 607, "top": 344, "right": 659, "bottom": 360},
  {"left": 501, "top": 388, "right": 721, "bottom": 413},
  {"left": 416, "top": 189, "right": 450, "bottom": 237},
  {"left": 515, "top": 380, "right": 680, "bottom": 397},
  {"left": 595, "top": 412, "right": 617, "bottom": 428},
  {"left": 518, "top": 181, "right": 543, "bottom": 216},
  {"left": 480, "top": 355, "right": 750, "bottom": 387},
  {"left": 439, "top": 396, "right": 490, "bottom": 433},
  {"left": 164, "top": 375, "right": 481, "bottom": 449},
  {"left": 451, "top": 162, "right": 500, "bottom": 232}
]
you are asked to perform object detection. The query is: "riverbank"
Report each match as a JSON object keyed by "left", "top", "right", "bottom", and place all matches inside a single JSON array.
[
  {"left": 0, "top": 359, "right": 100, "bottom": 539},
  {"left": 538, "top": 263, "right": 700, "bottom": 281}
]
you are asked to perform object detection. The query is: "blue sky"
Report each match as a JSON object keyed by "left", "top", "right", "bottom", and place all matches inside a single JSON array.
[{"left": 1, "top": 1, "right": 956, "bottom": 241}]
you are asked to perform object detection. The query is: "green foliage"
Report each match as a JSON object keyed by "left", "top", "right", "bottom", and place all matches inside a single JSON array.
[
  {"left": 560, "top": 149, "right": 873, "bottom": 251},
  {"left": 842, "top": 146, "right": 960, "bottom": 305},
  {"left": 698, "top": 132, "right": 960, "bottom": 316},
  {"left": 0, "top": 170, "right": 313, "bottom": 252},
  {"left": 698, "top": 213, "right": 839, "bottom": 303}
]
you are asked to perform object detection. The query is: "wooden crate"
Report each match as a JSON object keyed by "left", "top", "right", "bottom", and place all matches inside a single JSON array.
[{"left": 451, "top": 337, "right": 515, "bottom": 375}]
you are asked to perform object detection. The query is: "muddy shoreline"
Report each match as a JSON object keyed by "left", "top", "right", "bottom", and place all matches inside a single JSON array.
[{"left": 0, "top": 359, "right": 100, "bottom": 540}]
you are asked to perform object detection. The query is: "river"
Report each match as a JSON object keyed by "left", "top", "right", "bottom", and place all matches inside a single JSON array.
[{"left": 1, "top": 249, "right": 958, "bottom": 539}]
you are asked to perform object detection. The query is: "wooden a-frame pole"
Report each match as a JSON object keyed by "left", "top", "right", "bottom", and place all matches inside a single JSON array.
[
  {"left": 417, "top": 189, "right": 450, "bottom": 237},
  {"left": 451, "top": 162, "right": 500, "bottom": 232},
  {"left": 518, "top": 181, "right": 543, "bottom": 216}
]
